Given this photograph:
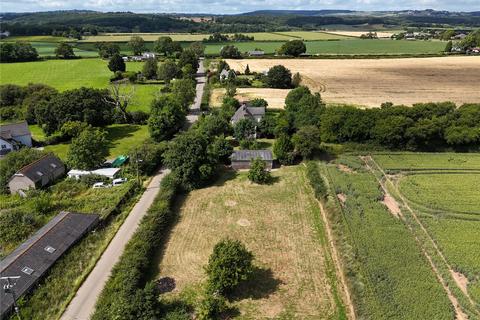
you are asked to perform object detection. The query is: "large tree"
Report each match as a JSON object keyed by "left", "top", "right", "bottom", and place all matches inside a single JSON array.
[
  {"left": 233, "top": 118, "right": 256, "bottom": 141},
  {"left": 279, "top": 40, "right": 306, "bottom": 57},
  {"left": 97, "top": 42, "right": 120, "bottom": 58},
  {"left": 178, "top": 49, "right": 199, "bottom": 70},
  {"left": 170, "top": 78, "right": 196, "bottom": 110},
  {"left": 55, "top": 42, "right": 75, "bottom": 59},
  {"left": 266, "top": 65, "right": 292, "bottom": 89},
  {"left": 205, "top": 238, "right": 254, "bottom": 294},
  {"left": 157, "top": 60, "right": 180, "bottom": 84},
  {"left": 142, "top": 58, "right": 158, "bottom": 80},
  {"left": 148, "top": 94, "right": 186, "bottom": 142},
  {"left": 292, "top": 125, "right": 321, "bottom": 159},
  {"left": 108, "top": 53, "right": 126, "bottom": 72},
  {"left": 67, "top": 127, "right": 108, "bottom": 170},
  {"left": 220, "top": 45, "right": 241, "bottom": 59},
  {"left": 273, "top": 134, "right": 294, "bottom": 165},
  {"left": 128, "top": 35, "right": 145, "bottom": 55},
  {"left": 153, "top": 36, "right": 182, "bottom": 56}
]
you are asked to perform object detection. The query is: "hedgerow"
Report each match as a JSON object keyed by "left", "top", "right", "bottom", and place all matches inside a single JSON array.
[
  {"left": 305, "top": 161, "right": 327, "bottom": 200},
  {"left": 92, "top": 173, "right": 179, "bottom": 319}
]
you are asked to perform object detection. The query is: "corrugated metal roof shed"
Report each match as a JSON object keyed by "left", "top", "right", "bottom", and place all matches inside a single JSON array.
[
  {"left": 0, "top": 211, "right": 99, "bottom": 318},
  {"left": 230, "top": 149, "right": 273, "bottom": 162}
]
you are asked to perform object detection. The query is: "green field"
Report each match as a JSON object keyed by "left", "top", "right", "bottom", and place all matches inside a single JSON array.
[
  {"left": 371, "top": 153, "right": 480, "bottom": 315},
  {"left": 201, "top": 39, "right": 446, "bottom": 55},
  {"left": 0, "top": 59, "right": 158, "bottom": 112},
  {"left": 373, "top": 153, "right": 480, "bottom": 171},
  {"left": 322, "top": 156, "right": 453, "bottom": 319},
  {"left": 399, "top": 173, "right": 480, "bottom": 214},
  {"left": 31, "top": 124, "right": 149, "bottom": 160}
]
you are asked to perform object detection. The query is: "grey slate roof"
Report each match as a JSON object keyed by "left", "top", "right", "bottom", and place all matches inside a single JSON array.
[
  {"left": 231, "top": 104, "right": 266, "bottom": 124},
  {"left": 230, "top": 149, "right": 273, "bottom": 162},
  {"left": 14, "top": 154, "right": 64, "bottom": 184},
  {"left": 0, "top": 211, "right": 99, "bottom": 318},
  {"left": 0, "top": 121, "right": 30, "bottom": 140}
]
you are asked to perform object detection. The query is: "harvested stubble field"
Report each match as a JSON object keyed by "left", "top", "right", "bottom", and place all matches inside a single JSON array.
[
  {"left": 156, "top": 166, "right": 345, "bottom": 319},
  {"left": 323, "top": 30, "right": 397, "bottom": 38},
  {"left": 226, "top": 56, "right": 480, "bottom": 108},
  {"left": 210, "top": 88, "right": 290, "bottom": 109}
]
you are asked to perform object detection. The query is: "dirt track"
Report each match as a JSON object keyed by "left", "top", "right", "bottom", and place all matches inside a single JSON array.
[{"left": 226, "top": 57, "right": 480, "bottom": 108}]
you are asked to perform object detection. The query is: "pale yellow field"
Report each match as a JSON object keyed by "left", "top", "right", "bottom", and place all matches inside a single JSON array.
[
  {"left": 210, "top": 88, "right": 290, "bottom": 109},
  {"left": 226, "top": 56, "right": 480, "bottom": 108},
  {"left": 324, "top": 30, "right": 396, "bottom": 38},
  {"left": 156, "top": 167, "right": 342, "bottom": 318},
  {"left": 81, "top": 33, "right": 208, "bottom": 42}
]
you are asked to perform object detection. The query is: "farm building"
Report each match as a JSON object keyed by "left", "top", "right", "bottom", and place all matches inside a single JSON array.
[
  {"left": 67, "top": 167, "right": 121, "bottom": 180},
  {"left": 8, "top": 154, "right": 65, "bottom": 195},
  {"left": 230, "top": 150, "right": 273, "bottom": 170},
  {"left": 231, "top": 102, "right": 265, "bottom": 125},
  {"left": 0, "top": 211, "right": 99, "bottom": 319},
  {"left": 219, "top": 68, "right": 236, "bottom": 81},
  {"left": 0, "top": 121, "right": 32, "bottom": 156},
  {"left": 248, "top": 50, "right": 265, "bottom": 56}
]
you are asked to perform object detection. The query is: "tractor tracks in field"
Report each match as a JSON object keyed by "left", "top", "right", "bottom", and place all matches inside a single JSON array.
[{"left": 361, "top": 155, "right": 479, "bottom": 320}]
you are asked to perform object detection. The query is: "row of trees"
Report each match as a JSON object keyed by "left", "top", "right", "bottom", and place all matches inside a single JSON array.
[{"left": 0, "top": 42, "right": 38, "bottom": 62}]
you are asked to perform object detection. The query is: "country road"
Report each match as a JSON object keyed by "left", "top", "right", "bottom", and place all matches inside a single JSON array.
[{"left": 61, "top": 59, "right": 206, "bottom": 320}]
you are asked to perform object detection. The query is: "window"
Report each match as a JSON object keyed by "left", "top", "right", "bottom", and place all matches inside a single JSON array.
[
  {"left": 36, "top": 171, "right": 43, "bottom": 176},
  {"left": 1, "top": 145, "right": 6, "bottom": 149},
  {"left": 44, "top": 245, "right": 56, "bottom": 253},
  {"left": 22, "top": 266, "right": 34, "bottom": 275},
  {"left": 50, "top": 163, "right": 57, "bottom": 168}
]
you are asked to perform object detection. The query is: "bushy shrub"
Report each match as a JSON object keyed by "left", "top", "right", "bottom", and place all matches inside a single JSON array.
[
  {"left": 205, "top": 238, "right": 254, "bottom": 294},
  {"left": 248, "top": 158, "right": 271, "bottom": 184},
  {"left": 196, "top": 292, "right": 227, "bottom": 320}
]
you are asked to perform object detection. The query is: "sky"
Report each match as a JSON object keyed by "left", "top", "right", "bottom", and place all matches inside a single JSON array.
[{"left": 1, "top": 0, "right": 479, "bottom": 14}]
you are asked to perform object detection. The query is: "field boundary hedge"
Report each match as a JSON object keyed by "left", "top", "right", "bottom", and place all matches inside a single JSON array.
[{"left": 91, "top": 173, "right": 180, "bottom": 319}]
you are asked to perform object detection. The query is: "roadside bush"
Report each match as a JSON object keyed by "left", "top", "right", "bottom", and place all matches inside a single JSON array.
[
  {"left": 92, "top": 173, "right": 179, "bottom": 319},
  {"left": 248, "top": 158, "right": 271, "bottom": 184},
  {"left": 205, "top": 238, "right": 254, "bottom": 294},
  {"left": 128, "top": 139, "right": 168, "bottom": 175}
]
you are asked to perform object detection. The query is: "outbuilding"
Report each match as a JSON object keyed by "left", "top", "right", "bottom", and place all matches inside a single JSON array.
[
  {"left": 8, "top": 154, "right": 65, "bottom": 195},
  {"left": 67, "top": 167, "right": 121, "bottom": 180},
  {"left": 230, "top": 150, "right": 273, "bottom": 170}
]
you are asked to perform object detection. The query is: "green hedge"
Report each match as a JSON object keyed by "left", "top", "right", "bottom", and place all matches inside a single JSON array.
[
  {"left": 92, "top": 173, "right": 179, "bottom": 319},
  {"left": 305, "top": 161, "right": 327, "bottom": 200}
]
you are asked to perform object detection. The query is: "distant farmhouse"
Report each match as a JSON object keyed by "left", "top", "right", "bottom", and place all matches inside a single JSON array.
[
  {"left": 219, "top": 68, "right": 236, "bottom": 81},
  {"left": 0, "top": 211, "right": 99, "bottom": 318},
  {"left": 0, "top": 121, "right": 32, "bottom": 156},
  {"left": 230, "top": 150, "right": 273, "bottom": 170},
  {"left": 122, "top": 52, "right": 156, "bottom": 62},
  {"left": 248, "top": 50, "right": 265, "bottom": 56},
  {"left": 8, "top": 154, "right": 65, "bottom": 195},
  {"left": 231, "top": 102, "right": 266, "bottom": 125}
]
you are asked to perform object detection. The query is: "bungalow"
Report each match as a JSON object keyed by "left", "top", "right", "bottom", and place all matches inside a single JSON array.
[
  {"left": 231, "top": 102, "right": 265, "bottom": 125},
  {"left": 230, "top": 150, "right": 273, "bottom": 170},
  {"left": 67, "top": 167, "right": 121, "bottom": 180},
  {"left": 142, "top": 52, "right": 156, "bottom": 59},
  {"left": 248, "top": 50, "right": 265, "bottom": 56},
  {"left": 8, "top": 154, "right": 65, "bottom": 195},
  {"left": 0, "top": 121, "right": 32, "bottom": 156},
  {"left": 467, "top": 47, "right": 480, "bottom": 55}
]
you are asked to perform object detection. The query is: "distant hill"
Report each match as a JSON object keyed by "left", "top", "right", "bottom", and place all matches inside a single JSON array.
[{"left": 240, "top": 10, "right": 355, "bottom": 16}]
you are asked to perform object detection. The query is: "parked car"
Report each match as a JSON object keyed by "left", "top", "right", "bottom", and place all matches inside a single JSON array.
[
  {"left": 112, "top": 178, "right": 128, "bottom": 186},
  {"left": 93, "top": 182, "right": 112, "bottom": 189}
]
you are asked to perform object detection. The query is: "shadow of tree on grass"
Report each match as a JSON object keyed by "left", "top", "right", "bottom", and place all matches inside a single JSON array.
[{"left": 229, "top": 266, "right": 282, "bottom": 301}]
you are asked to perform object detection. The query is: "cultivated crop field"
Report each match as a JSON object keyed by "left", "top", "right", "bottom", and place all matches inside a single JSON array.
[
  {"left": 210, "top": 88, "right": 290, "bottom": 109},
  {"left": 322, "top": 157, "right": 454, "bottom": 319},
  {"left": 226, "top": 56, "right": 480, "bottom": 107},
  {"left": 0, "top": 59, "right": 159, "bottom": 112},
  {"left": 369, "top": 153, "right": 480, "bottom": 316},
  {"left": 155, "top": 166, "right": 347, "bottom": 319}
]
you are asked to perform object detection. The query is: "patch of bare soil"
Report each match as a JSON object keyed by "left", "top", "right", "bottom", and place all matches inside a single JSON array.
[
  {"left": 224, "top": 200, "right": 237, "bottom": 207},
  {"left": 382, "top": 194, "right": 401, "bottom": 218},
  {"left": 337, "top": 164, "right": 355, "bottom": 174},
  {"left": 337, "top": 193, "right": 347, "bottom": 205},
  {"left": 451, "top": 270, "right": 470, "bottom": 297},
  {"left": 236, "top": 218, "right": 251, "bottom": 227}
]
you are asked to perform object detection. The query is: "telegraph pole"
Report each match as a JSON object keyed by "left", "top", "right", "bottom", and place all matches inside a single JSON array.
[{"left": 1, "top": 276, "right": 22, "bottom": 320}]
